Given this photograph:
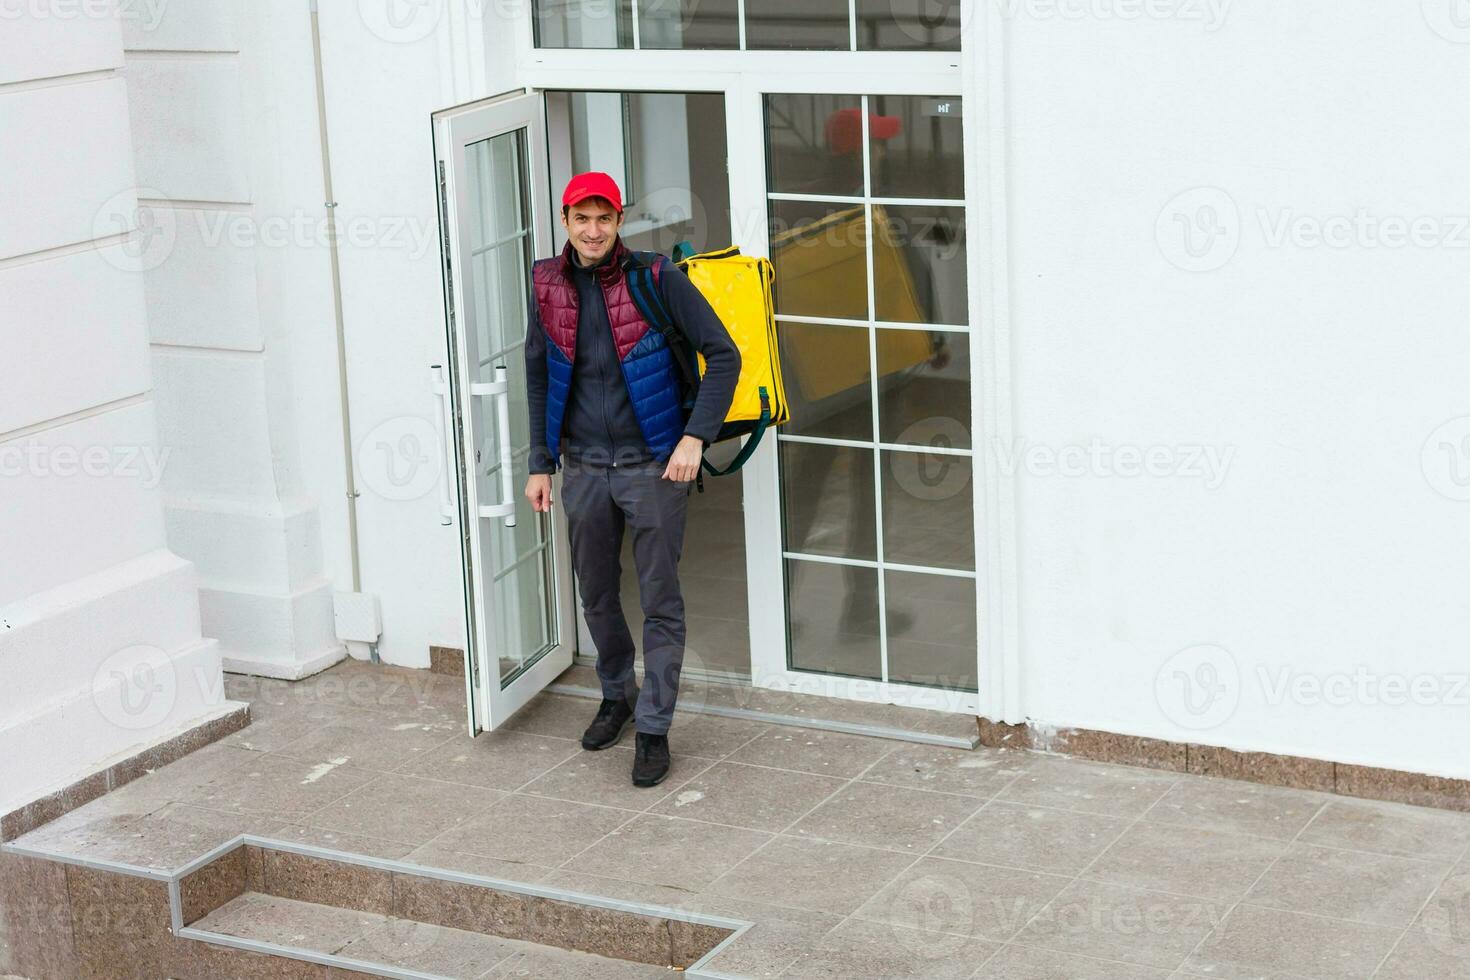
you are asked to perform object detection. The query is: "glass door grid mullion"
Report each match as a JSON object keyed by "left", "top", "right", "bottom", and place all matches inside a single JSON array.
[
  {"left": 776, "top": 313, "right": 969, "bottom": 333},
  {"left": 858, "top": 95, "right": 891, "bottom": 686}
]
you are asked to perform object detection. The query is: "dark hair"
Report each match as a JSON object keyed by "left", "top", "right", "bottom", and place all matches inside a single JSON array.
[{"left": 562, "top": 197, "right": 622, "bottom": 218}]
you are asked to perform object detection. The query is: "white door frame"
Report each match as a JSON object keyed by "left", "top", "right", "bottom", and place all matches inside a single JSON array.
[
  {"left": 487, "top": 1, "right": 1018, "bottom": 721},
  {"left": 433, "top": 90, "right": 580, "bottom": 734}
]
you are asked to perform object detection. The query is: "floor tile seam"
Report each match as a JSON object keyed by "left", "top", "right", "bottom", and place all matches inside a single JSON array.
[
  {"left": 1136, "top": 810, "right": 1440, "bottom": 854},
  {"left": 1174, "top": 794, "right": 1335, "bottom": 972},
  {"left": 269, "top": 729, "right": 465, "bottom": 775},
  {"left": 544, "top": 808, "right": 646, "bottom": 876},
  {"left": 286, "top": 766, "right": 517, "bottom": 834},
  {"left": 1365, "top": 852, "right": 1467, "bottom": 979},
  {"left": 1003, "top": 782, "right": 1188, "bottom": 972},
  {"left": 988, "top": 790, "right": 1179, "bottom": 821},
  {"left": 846, "top": 776, "right": 1016, "bottom": 802},
  {"left": 986, "top": 938, "right": 1201, "bottom": 977},
  {"left": 698, "top": 768, "right": 871, "bottom": 896}
]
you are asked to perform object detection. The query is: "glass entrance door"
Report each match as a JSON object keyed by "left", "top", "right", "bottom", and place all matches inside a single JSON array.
[{"left": 434, "top": 90, "right": 576, "bottom": 734}]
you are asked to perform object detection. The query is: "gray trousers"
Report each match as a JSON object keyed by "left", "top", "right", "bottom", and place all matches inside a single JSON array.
[{"left": 561, "top": 459, "right": 691, "bottom": 734}]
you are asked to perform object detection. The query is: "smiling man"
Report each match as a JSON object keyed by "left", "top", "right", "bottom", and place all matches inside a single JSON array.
[{"left": 523, "top": 172, "right": 740, "bottom": 787}]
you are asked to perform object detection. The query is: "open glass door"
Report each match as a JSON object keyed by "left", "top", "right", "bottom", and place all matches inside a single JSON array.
[{"left": 433, "top": 89, "right": 575, "bottom": 735}]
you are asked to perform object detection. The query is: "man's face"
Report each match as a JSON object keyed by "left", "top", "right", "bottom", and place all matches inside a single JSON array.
[{"left": 562, "top": 197, "right": 623, "bottom": 265}]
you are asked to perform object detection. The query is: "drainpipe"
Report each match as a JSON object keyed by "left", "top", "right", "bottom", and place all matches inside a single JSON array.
[{"left": 308, "top": 0, "right": 377, "bottom": 662}]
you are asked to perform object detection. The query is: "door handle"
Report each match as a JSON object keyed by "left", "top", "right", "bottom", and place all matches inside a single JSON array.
[{"left": 470, "top": 366, "right": 517, "bottom": 528}]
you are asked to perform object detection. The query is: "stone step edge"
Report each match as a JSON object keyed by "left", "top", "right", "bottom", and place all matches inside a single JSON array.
[{"left": 178, "top": 834, "right": 750, "bottom": 976}]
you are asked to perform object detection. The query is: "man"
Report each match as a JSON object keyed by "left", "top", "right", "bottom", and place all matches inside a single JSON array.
[{"left": 523, "top": 172, "right": 740, "bottom": 787}]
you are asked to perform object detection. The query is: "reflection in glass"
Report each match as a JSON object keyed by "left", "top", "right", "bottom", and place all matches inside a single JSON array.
[
  {"left": 769, "top": 199, "right": 870, "bottom": 320},
  {"left": 876, "top": 331, "right": 971, "bottom": 449},
  {"left": 746, "top": 0, "right": 850, "bottom": 49},
  {"left": 873, "top": 204, "right": 967, "bottom": 325},
  {"left": 881, "top": 450, "right": 974, "bottom": 571},
  {"left": 778, "top": 322, "right": 873, "bottom": 442},
  {"left": 549, "top": 91, "right": 731, "bottom": 254},
  {"left": 464, "top": 130, "right": 558, "bottom": 686},
  {"left": 786, "top": 558, "right": 882, "bottom": 680},
  {"left": 639, "top": 0, "right": 739, "bottom": 48},
  {"left": 534, "top": 0, "right": 632, "bottom": 47},
  {"left": 884, "top": 571, "right": 977, "bottom": 690},
  {"left": 856, "top": 0, "right": 961, "bottom": 51},
  {"left": 780, "top": 441, "right": 876, "bottom": 562},
  {"left": 869, "top": 95, "right": 965, "bottom": 200},
  {"left": 764, "top": 93, "right": 864, "bottom": 196}
]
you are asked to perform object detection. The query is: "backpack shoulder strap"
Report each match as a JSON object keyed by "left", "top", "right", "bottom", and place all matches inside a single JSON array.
[{"left": 626, "top": 250, "right": 699, "bottom": 390}]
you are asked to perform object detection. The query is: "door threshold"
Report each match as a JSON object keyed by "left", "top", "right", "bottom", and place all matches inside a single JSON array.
[{"left": 552, "top": 663, "right": 979, "bottom": 750}]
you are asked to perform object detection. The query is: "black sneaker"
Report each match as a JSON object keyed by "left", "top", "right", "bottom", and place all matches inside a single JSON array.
[
  {"left": 632, "top": 732, "right": 671, "bottom": 787},
  {"left": 581, "top": 698, "right": 635, "bottom": 750}
]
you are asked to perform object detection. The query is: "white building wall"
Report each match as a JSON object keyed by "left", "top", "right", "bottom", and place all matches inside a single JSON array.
[
  {"left": 1001, "top": 1, "right": 1470, "bottom": 778},
  {"left": 121, "top": 0, "right": 344, "bottom": 678},
  {"left": 0, "top": 2, "right": 236, "bottom": 815}
]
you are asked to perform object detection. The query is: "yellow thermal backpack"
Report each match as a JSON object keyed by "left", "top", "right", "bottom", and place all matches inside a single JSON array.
[{"left": 627, "top": 242, "right": 789, "bottom": 476}]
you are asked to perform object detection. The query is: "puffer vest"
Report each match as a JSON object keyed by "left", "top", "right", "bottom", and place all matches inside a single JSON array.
[{"left": 533, "top": 239, "right": 685, "bottom": 463}]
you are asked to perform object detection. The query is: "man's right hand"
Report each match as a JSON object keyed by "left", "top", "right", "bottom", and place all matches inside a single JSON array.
[{"left": 525, "top": 474, "right": 553, "bottom": 513}]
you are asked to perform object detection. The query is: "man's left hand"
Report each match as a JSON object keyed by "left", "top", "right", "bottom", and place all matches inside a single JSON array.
[{"left": 662, "top": 435, "right": 704, "bottom": 482}]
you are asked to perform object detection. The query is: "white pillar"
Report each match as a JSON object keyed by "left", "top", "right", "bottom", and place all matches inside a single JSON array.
[
  {"left": 121, "top": 2, "right": 347, "bottom": 679},
  {"left": 0, "top": 3, "right": 241, "bottom": 818}
]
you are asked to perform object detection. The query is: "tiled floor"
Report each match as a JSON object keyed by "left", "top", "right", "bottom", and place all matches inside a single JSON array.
[{"left": 12, "top": 659, "right": 1470, "bottom": 979}]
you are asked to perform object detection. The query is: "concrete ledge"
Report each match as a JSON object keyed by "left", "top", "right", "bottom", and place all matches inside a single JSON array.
[
  {"left": 978, "top": 717, "right": 1470, "bottom": 813},
  {"left": 0, "top": 702, "right": 250, "bottom": 843}
]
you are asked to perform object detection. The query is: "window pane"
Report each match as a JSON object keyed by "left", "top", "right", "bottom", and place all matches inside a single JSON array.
[
  {"left": 856, "top": 0, "right": 961, "bottom": 51},
  {"left": 778, "top": 322, "right": 873, "bottom": 441},
  {"left": 881, "top": 449, "right": 974, "bottom": 570},
  {"left": 549, "top": 91, "right": 732, "bottom": 255},
  {"left": 873, "top": 203, "right": 967, "bottom": 325},
  {"left": 870, "top": 95, "right": 965, "bottom": 200},
  {"left": 876, "top": 330, "right": 971, "bottom": 449},
  {"left": 770, "top": 199, "right": 869, "bottom": 320},
  {"left": 534, "top": 0, "right": 633, "bottom": 47},
  {"left": 885, "top": 571, "right": 977, "bottom": 691},
  {"left": 786, "top": 558, "right": 882, "bottom": 680},
  {"left": 765, "top": 93, "right": 864, "bottom": 197},
  {"left": 746, "top": 0, "right": 850, "bottom": 49},
  {"left": 781, "top": 441, "right": 877, "bottom": 562},
  {"left": 639, "top": 0, "right": 739, "bottom": 48}
]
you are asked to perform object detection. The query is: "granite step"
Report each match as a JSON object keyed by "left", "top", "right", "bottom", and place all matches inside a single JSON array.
[{"left": 189, "top": 892, "right": 673, "bottom": 978}]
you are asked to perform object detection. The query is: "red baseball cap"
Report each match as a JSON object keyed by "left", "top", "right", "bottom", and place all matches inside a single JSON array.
[
  {"left": 825, "top": 108, "right": 903, "bottom": 155},
  {"left": 562, "top": 171, "right": 623, "bottom": 212}
]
